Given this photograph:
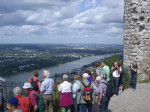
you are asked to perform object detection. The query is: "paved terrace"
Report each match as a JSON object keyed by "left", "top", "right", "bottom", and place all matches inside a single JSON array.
[{"left": 109, "top": 83, "right": 150, "bottom": 112}]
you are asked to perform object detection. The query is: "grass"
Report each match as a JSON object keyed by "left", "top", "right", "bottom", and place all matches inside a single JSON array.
[
  {"left": 139, "top": 79, "right": 150, "bottom": 83},
  {"left": 123, "top": 71, "right": 130, "bottom": 89},
  {"left": 53, "top": 87, "right": 60, "bottom": 112}
]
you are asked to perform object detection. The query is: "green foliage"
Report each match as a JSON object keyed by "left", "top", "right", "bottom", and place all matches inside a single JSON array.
[
  {"left": 53, "top": 87, "right": 60, "bottom": 112},
  {"left": 103, "top": 54, "right": 120, "bottom": 69},
  {"left": 123, "top": 71, "right": 130, "bottom": 89},
  {"left": 139, "top": 79, "right": 150, "bottom": 83},
  {"left": 102, "top": 54, "right": 120, "bottom": 85},
  {"left": 102, "top": 54, "right": 130, "bottom": 89},
  {"left": 0, "top": 44, "right": 122, "bottom": 78}
]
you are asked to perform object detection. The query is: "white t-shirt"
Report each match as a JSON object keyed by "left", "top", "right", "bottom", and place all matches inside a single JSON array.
[
  {"left": 112, "top": 67, "right": 122, "bottom": 78},
  {"left": 59, "top": 81, "right": 72, "bottom": 93}
]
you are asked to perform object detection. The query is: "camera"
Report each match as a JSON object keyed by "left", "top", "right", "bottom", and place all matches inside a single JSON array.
[{"left": 129, "top": 65, "right": 132, "bottom": 68}]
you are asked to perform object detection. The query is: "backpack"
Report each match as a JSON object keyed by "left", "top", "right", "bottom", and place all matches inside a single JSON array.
[
  {"left": 121, "top": 67, "right": 124, "bottom": 75},
  {"left": 82, "top": 81, "right": 92, "bottom": 103},
  {"left": 101, "top": 82, "right": 113, "bottom": 99},
  {"left": 98, "top": 68, "right": 107, "bottom": 79},
  {"left": 31, "top": 93, "right": 46, "bottom": 112},
  {"left": 31, "top": 78, "right": 39, "bottom": 91}
]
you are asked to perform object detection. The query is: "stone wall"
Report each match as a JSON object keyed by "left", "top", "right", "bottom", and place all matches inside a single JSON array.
[{"left": 124, "top": 0, "right": 150, "bottom": 81}]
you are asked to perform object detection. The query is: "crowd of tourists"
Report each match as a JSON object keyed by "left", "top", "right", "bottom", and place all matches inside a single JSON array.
[{"left": 1, "top": 61, "right": 138, "bottom": 112}]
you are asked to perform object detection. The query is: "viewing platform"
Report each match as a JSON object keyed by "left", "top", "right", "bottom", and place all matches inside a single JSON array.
[{"left": 109, "top": 83, "right": 150, "bottom": 112}]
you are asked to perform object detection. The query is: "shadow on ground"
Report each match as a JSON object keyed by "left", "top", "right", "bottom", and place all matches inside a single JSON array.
[{"left": 108, "top": 109, "right": 112, "bottom": 112}]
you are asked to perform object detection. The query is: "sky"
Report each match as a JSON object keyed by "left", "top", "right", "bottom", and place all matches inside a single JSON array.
[{"left": 0, "top": 0, "right": 124, "bottom": 44}]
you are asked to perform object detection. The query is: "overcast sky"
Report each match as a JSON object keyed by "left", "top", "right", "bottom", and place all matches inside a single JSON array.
[{"left": 0, "top": 0, "right": 124, "bottom": 44}]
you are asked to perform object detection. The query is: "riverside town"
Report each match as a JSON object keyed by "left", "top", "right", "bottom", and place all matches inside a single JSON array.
[{"left": 0, "top": 0, "right": 150, "bottom": 112}]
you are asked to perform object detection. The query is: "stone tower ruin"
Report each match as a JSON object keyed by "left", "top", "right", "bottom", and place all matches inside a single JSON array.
[{"left": 124, "top": 0, "right": 150, "bottom": 81}]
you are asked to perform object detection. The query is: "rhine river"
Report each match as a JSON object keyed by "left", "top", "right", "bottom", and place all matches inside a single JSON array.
[{"left": 6, "top": 54, "right": 112, "bottom": 82}]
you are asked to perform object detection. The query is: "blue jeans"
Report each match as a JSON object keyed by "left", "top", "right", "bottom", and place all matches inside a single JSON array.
[
  {"left": 99, "top": 96, "right": 109, "bottom": 112},
  {"left": 131, "top": 75, "right": 137, "bottom": 89},
  {"left": 112, "top": 77, "right": 119, "bottom": 95},
  {"left": 73, "top": 97, "right": 77, "bottom": 112},
  {"left": 80, "top": 103, "right": 92, "bottom": 112}
]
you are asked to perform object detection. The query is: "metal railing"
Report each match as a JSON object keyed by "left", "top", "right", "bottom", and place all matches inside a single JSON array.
[
  {"left": 0, "top": 81, "right": 61, "bottom": 112},
  {"left": 1, "top": 81, "right": 24, "bottom": 99}
]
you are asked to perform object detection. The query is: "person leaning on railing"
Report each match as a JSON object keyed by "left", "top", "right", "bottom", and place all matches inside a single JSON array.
[{"left": 40, "top": 70, "right": 54, "bottom": 112}]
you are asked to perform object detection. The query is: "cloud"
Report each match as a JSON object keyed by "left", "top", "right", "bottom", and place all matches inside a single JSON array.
[{"left": 0, "top": 0, "right": 124, "bottom": 44}]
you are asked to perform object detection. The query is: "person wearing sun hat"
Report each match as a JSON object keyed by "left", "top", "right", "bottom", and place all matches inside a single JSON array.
[
  {"left": 6, "top": 97, "right": 22, "bottom": 112},
  {"left": 23, "top": 82, "right": 38, "bottom": 112}
]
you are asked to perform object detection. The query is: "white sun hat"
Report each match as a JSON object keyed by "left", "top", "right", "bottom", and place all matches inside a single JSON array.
[{"left": 23, "top": 82, "right": 33, "bottom": 89}]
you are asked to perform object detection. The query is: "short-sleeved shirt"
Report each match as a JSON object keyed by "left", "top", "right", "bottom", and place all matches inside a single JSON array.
[
  {"left": 28, "top": 77, "right": 40, "bottom": 94},
  {"left": 28, "top": 90, "right": 38, "bottom": 112},
  {"left": 72, "top": 80, "right": 81, "bottom": 98},
  {"left": 9, "top": 109, "right": 22, "bottom": 112},
  {"left": 131, "top": 65, "right": 138, "bottom": 75},
  {"left": 103, "top": 65, "right": 110, "bottom": 81},
  {"left": 96, "top": 68, "right": 104, "bottom": 78},
  {"left": 93, "top": 81, "right": 99, "bottom": 88},
  {"left": 16, "top": 95, "right": 30, "bottom": 112},
  {"left": 59, "top": 81, "right": 72, "bottom": 93},
  {"left": 16, "top": 109, "right": 23, "bottom": 112},
  {"left": 98, "top": 80, "right": 107, "bottom": 96},
  {"left": 112, "top": 67, "right": 122, "bottom": 78},
  {"left": 88, "top": 76, "right": 93, "bottom": 82}
]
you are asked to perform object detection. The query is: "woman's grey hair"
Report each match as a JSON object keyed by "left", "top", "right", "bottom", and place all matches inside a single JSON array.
[
  {"left": 13, "top": 87, "right": 22, "bottom": 96},
  {"left": 43, "top": 70, "right": 50, "bottom": 78},
  {"left": 63, "top": 74, "right": 68, "bottom": 81},
  {"left": 96, "top": 76, "right": 102, "bottom": 81}
]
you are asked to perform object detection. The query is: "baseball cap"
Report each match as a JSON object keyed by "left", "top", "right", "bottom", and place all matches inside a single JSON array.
[{"left": 7, "top": 97, "right": 21, "bottom": 107}]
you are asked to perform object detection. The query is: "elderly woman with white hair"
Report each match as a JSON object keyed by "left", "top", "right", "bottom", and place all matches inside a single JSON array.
[
  {"left": 13, "top": 87, "right": 30, "bottom": 112},
  {"left": 41, "top": 70, "right": 54, "bottom": 112},
  {"left": 57, "top": 74, "right": 73, "bottom": 112}
]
